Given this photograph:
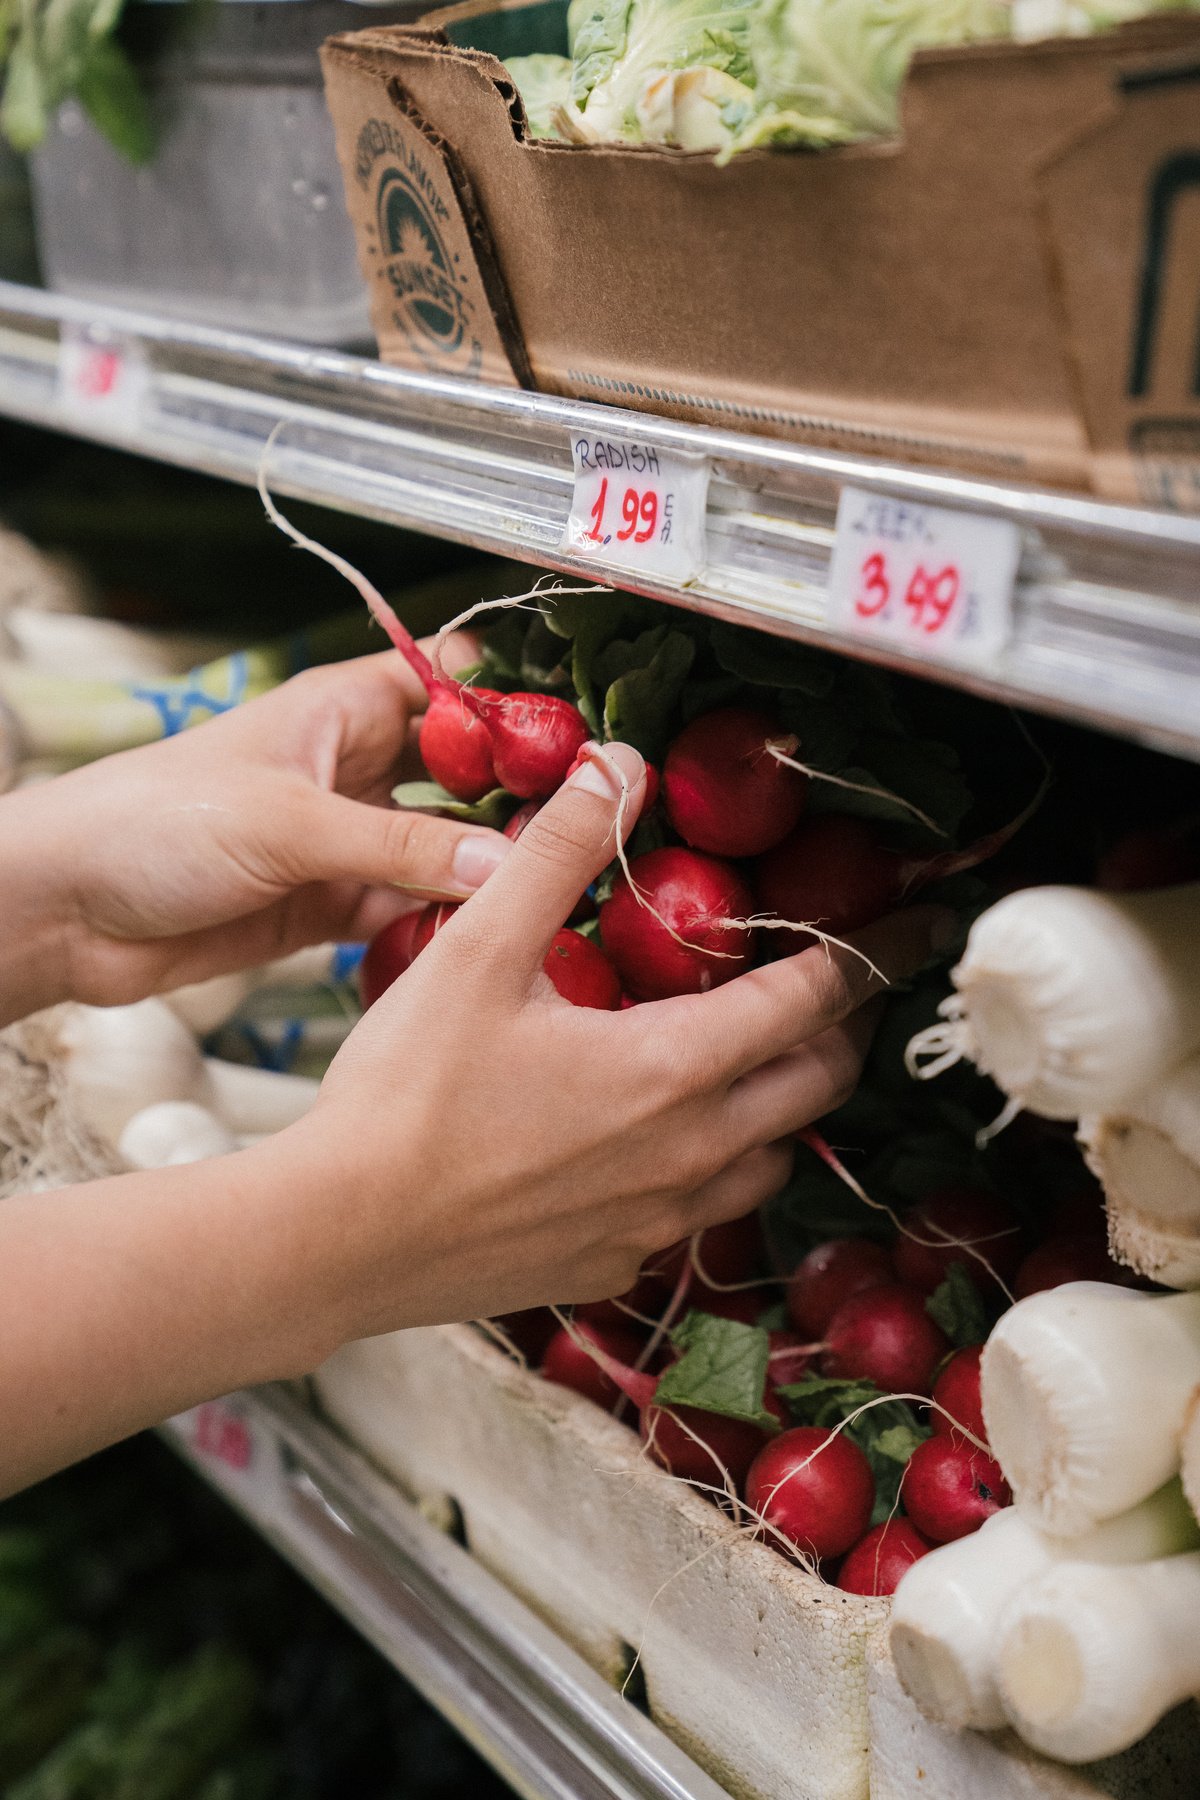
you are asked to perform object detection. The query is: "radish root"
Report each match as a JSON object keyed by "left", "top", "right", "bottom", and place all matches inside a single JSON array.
[
  {"left": 430, "top": 578, "right": 613, "bottom": 684},
  {"left": 765, "top": 744, "right": 947, "bottom": 839}
]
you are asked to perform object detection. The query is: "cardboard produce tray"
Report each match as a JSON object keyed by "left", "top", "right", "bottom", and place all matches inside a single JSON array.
[
  {"left": 319, "top": 3, "right": 1200, "bottom": 509},
  {"left": 313, "top": 1323, "right": 1200, "bottom": 1800}
]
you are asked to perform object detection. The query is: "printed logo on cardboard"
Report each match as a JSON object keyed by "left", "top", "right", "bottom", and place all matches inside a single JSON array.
[{"left": 350, "top": 110, "right": 520, "bottom": 387}]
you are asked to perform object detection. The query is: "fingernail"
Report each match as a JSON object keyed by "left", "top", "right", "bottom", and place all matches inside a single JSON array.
[
  {"left": 929, "top": 907, "right": 959, "bottom": 951},
  {"left": 569, "top": 740, "right": 644, "bottom": 801},
  {"left": 452, "top": 833, "right": 511, "bottom": 890}
]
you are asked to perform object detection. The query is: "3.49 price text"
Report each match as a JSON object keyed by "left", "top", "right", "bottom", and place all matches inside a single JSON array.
[{"left": 854, "top": 553, "right": 961, "bottom": 635}]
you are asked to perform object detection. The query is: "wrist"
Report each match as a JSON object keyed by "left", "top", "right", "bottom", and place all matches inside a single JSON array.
[{"left": 0, "top": 784, "right": 76, "bottom": 1026}]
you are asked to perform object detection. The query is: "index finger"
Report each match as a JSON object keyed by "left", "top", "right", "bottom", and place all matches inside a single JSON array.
[{"left": 652, "top": 904, "right": 953, "bottom": 1080}]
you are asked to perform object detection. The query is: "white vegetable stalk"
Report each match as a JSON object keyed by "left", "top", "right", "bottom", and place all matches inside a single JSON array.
[
  {"left": 54, "top": 1001, "right": 319, "bottom": 1146},
  {"left": 888, "top": 1480, "right": 1199, "bottom": 1731},
  {"left": 165, "top": 943, "right": 354, "bottom": 1035},
  {"left": 1079, "top": 1055, "right": 1200, "bottom": 1289},
  {"left": 981, "top": 1282, "right": 1200, "bottom": 1534},
  {"left": 3, "top": 608, "right": 238, "bottom": 682},
  {"left": 118, "top": 1102, "right": 238, "bottom": 1169},
  {"left": 995, "top": 1551, "right": 1200, "bottom": 1762},
  {"left": 1179, "top": 1390, "right": 1200, "bottom": 1528},
  {"left": 906, "top": 884, "right": 1200, "bottom": 1120}
]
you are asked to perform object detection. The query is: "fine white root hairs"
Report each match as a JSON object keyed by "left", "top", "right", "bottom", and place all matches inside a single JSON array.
[
  {"left": 765, "top": 744, "right": 948, "bottom": 839},
  {"left": 430, "top": 577, "right": 614, "bottom": 684}
]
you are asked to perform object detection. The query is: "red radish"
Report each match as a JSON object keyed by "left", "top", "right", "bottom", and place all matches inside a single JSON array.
[
  {"left": 893, "top": 1187, "right": 1024, "bottom": 1295},
  {"left": 746, "top": 1426, "right": 874, "bottom": 1561},
  {"left": 503, "top": 800, "right": 541, "bottom": 841},
  {"left": 492, "top": 1308, "right": 558, "bottom": 1364},
  {"left": 787, "top": 1238, "right": 895, "bottom": 1337},
  {"left": 662, "top": 707, "right": 807, "bottom": 858},
  {"left": 700, "top": 1288, "right": 767, "bottom": 1326},
  {"left": 902, "top": 1434, "right": 1010, "bottom": 1543},
  {"left": 482, "top": 693, "right": 588, "bottom": 798},
  {"left": 578, "top": 1212, "right": 764, "bottom": 1327},
  {"left": 1096, "top": 825, "right": 1200, "bottom": 893},
  {"left": 359, "top": 903, "right": 457, "bottom": 1007},
  {"left": 1050, "top": 1184, "right": 1108, "bottom": 1239},
  {"left": 418, "top": 686, "right": 501, "bottom": 801},
  {"left": 768, "top": 1329, "right": 816, "bottom": 1387},
  {"left": 1014, "top": 1234, "right": 1136, "bottom": 1300},
  {"left": 753, "top": 816, "right": 901, "bottom": 936},
  {"left": 642, "top": 1392, "right": 783, "bottom": 1489},
  {"left": 599, "top": 847, "right": 756, "bottom": 1000},
  {"left": 836, "top": 1519, "right": 932, "bottom": 1596},
  {"left": 930, "top": 1345, "right": 987, "bottom": 1445},
  {"left": 543, "top": 929, "right": 621, "bottom": 1010},
  {"left": 541, "top": 1322, "right": 646, "bottom": 1410},
  {"left": 821, "top": 1285, "right": 949, "bottom": 1394}
]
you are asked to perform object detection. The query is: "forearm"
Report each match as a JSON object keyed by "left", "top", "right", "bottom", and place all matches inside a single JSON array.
[
  {"left": 0, "top": 783, "right": 75, "bottom": 1026},
  {"left": 0, "top": 1133, "right": 352, "bottom": 1495}
]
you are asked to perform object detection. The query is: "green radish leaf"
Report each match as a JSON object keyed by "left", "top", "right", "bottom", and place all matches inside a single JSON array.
[
  {"left": 77, "top": 36, "right": 153, "bottom": 162},
  {"left": 391, "top": 781, "right": 514, "bottom": 829},
  {"left": 926, "top": 1264, "right": 990, "bottom": 1348},
  {"left": 710, "top": 622, "right": 836, "bottom": 696},
  {"left": 1, "top": 33, "right": 49, "bottom": 151},
  {"left": 779, "top": 1374, "right": 930, "bottom": 1524},
  {"left": 603, "top": 629, "right": 694, "bottom": 759},
  {"left": 654, "top": 1312, "right": 775, "bottom": 1428},
  {"left": 478, "top": 612, "right": 529, "bottom": 682},
  {"left": 775, "top": 692, "right": 860, "bottom": 773},
  {"left": 806, "top": 733, "right": 972, "bottom": 848}
]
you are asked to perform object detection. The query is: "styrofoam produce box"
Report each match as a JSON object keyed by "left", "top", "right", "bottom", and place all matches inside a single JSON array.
[{"left": 314, "top": 1324, "right": 1200, "bottom": 1800}]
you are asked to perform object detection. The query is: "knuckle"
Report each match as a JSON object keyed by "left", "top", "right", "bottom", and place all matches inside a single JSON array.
[
  {"left": 796, "top": 952, "right": 859, "bottom": 1028},
  {"left": 517, "top": 807, "right": 598, "bottom": 871}
]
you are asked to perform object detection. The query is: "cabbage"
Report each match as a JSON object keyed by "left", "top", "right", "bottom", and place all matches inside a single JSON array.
[
  {"left": 735, "top": 0, "right": 1007, "bottom": 148},
  {"left": 567, "top": 0, "right": 759, "bottom": 138},
  {"left": 503, "top": 53, "right": 575, "bottom": 136}
]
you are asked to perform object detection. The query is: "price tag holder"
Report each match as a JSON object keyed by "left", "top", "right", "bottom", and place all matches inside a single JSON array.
[
  {"left": 57, "top": 322, "right": 150, "bottom": 433},
  {"left": 826, "top": 487, "right": 1021, "bottom": 666},
  {"left": 563, "top": 431, "right": 710, "bottom": 584},
  {"left": 173, "top": 1395, "right": 286, "bottom": 1508}
]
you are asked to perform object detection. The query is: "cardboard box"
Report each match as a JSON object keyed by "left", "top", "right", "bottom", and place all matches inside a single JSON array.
[{"left": 320, "top": 4, "right": 1200, "bottom": 507}]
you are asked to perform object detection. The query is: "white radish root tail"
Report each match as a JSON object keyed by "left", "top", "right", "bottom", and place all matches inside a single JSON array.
[
  {"left": 765, "top": 744, "right": 947, "bottom": 840},
  {"left": 430, "top": 577, "right": 613, "bottom": 685}
]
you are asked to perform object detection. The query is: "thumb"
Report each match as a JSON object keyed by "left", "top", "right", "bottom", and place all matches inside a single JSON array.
[
  {"left": 298, "top": 790, "right": 512, "bottom": 900},
  {"left": 458, "top": 740, "right": 645, "bottom": 983}
]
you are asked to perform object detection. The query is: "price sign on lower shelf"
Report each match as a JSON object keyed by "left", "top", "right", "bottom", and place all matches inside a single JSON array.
[
  {"left": 57, "top": 322, "right": 150, "bottom": 433},
  {"left": 827, "top": 487, "right": 1021, "bottom": 667},
  {"left": 563, "top": 432, "right": 710, "bottom": 584}
]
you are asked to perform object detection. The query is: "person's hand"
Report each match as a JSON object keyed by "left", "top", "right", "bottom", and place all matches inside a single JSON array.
[
  {"left": 0, "top": 639, "right": 511, "bottom": 1018},
  {"left": 271, "top": 741, "right": 951, "bottom": 1334}
]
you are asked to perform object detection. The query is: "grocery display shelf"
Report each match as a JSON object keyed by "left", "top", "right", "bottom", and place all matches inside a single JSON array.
[
  {"left": 3, "top": 280, "right": 1200, "bottom": 760},
  {"left": 163, "top": 1385, "right": 729, "bottom": 1800}
]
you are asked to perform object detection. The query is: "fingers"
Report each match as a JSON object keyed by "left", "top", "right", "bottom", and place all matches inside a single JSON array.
[
  {"left": 659, "top": 903, "right": 953, "bottom": 1079},
  {"left": 677, "top": 1143, "right": 795, "bottom": 1236},
  {"left": 296, "top": 790, "right": 511, "bottom": 901},
  {"left": 723, "top": 1005, "right": 881, "bottom": 1152},
  {"left": 450, "top": 742, "right": 646, "bottom": 984}
]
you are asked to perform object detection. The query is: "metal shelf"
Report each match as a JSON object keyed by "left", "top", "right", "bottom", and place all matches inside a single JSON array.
[
  {"left": 163, "top": 1386, "right": 729, "bottom": 1800},
  {"left": 3, "top": 280, "right": 1200, "bottom": 760}
]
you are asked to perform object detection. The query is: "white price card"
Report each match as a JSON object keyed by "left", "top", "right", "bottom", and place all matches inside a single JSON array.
[
  {"left": 826, "top": 487, "right": 1021, "bottom": 666},
  {"left": 174, "top": 1396, "right": 285, "bottom": 1506},
  {"left": 57, "top": 322, "right": 150, "bottom": 432},
  {"left": 563, "top": 432, "right": 710, "bottom": 584}
]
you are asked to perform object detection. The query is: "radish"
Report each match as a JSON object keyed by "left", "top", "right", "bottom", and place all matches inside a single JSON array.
[
  {"left": 484, "top": 692, "right": 590, "bottom": 798},
  {"left": 541, "top": 1321, "right": 646, "bottom": 1409},
  {"left": 642, "top": 1391, "right": 783, "bottom": 1489},
  {"left": 492, "top": 1308, "right": 558, "bottom": 1364},
  {"left": 359, "top": 904, "right": 456, "bottom": 1008},
  {"left": 753, "top": 816, "right": 899, "bottom": 937},
  {"left": 418, "top": 685, "right": 500, "bottom": 802},
  {"left": 930, "top": 1345, "right": 987, "bottom": 1446},
  {"left": 599, "top": 847, "right": 755, "bottom": 1000},
  {"left": 837, "top": 1519, "right": 931, "bottom": 1596},
  {"left": 893, "top": 1187, "right": 1024, "bottom": 1295},
  {"left": 542, "top": 929, "right": 621, "bottom": 1010},
  {"left": 564, "top": 748, "right": 661, "bottom": 817},
  {"left": 821, "top": 1285, "right": 949, "bottom": 1394},
  {"left": 503, "top": 800, "right": 542, "bottom": 841},
  {"left": 903, "top": 1435, "right": 1010, "bottom": 1543},
  {"left": 786, "top": 1237, "right": 895, "bottom": 1337},
  {"left": 661, "top": 707, "right": 807, "bottom": 858},
  {"left": 1013, "top": 1234, "right": 1135, "bottom": 1299},
  {"left": 578, "top": 1212, "right": 764, "bottom": 1327},
  {"left": 1096, "top": 825, "right": 1200, "bottom": 893},
  {"left": 745, "top": 1426, "right": 875, "bottom": 1561}
]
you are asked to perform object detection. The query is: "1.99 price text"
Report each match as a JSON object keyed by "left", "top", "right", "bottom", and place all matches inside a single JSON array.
[{"left": 586, "top": 478, "right": 673, "bottom": 548}]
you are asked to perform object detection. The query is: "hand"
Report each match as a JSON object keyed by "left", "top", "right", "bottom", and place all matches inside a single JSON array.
[
  {"left": 275, "top": 741, "right": 950, "bottom": 1335},
  {"left": 0, "top": 639, "right": 511, "bottom": 1021}
]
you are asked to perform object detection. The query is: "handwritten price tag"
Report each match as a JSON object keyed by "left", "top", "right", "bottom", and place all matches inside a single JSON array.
[
  {"left": 57, "top": 323, "right": 149, "bottom": 433},
  {"left": 827, "top": 488, "right": 1021, "bottom": 666},
  {"left": 563, "top": 433, "right": 710, "bottom": 584}
]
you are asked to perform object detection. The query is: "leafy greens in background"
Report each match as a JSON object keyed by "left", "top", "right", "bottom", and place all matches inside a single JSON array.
[{"left": 0, "top": 0, "right": 152, "bottom": 157}]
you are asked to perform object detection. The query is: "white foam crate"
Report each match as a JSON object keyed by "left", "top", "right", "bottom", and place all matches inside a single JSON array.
[{"left": 313, "top": 1324, "right": 1200, "bottom": 1800}]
